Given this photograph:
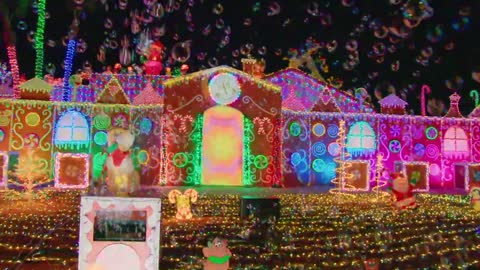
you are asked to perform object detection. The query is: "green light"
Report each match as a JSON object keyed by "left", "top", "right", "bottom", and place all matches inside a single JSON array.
[
  {"left": 34, "top": 0, "right": 47, "bottom": 78},
  {"left": 243, "top": 116, "right": 254, "bottom": 185},
  {"left": 187, "top": 114, "right": 203, "bottom": 185},
  {"left": 425, "top": 126, "right": 438, "bottom": 140},
  {"left": 253, "top": 155, "right": 268, "bottom": 169},
  {"left": 94, "top": 131, "right": 108, "bottom": 146},
  {"left": 93, "top": 114, "right": 111, "bottom": 130},
  {"left": 172, "top": 152, "right": 189, "bottom": 168},
  {"left": 289, "top": 121, "right": 301, "bottom": 137}
]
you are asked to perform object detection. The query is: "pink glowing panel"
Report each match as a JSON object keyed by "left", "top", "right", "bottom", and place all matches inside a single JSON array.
[
  {"left": 202, "top": 106, "right": 243, "bottom": 186},
  {"left": 443, "top": 126, "right": 469, "bottom": 158},
  {"left": 94, "top": 244, "right": 141, "bottom": 270}
]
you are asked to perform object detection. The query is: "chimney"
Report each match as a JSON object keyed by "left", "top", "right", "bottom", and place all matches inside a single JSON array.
[
  {"left": 241, "top": 58, "right": 265, "bottom": 79},
  {"left": 444, "top": 92, "right": 464, "bottom": 118}
]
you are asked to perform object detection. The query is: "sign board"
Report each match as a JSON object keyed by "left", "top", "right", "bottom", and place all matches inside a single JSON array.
[{"left": 78, "top": 196, "right": 161, "bottom": 270}]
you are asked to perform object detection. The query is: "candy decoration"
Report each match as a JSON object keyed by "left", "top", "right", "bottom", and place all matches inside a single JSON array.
[
  {"left": 421, "top": 84, "right": 431, "bottom": 116},
  {"left": 470, "top": 90, "right": 479, "bottom": 107}
]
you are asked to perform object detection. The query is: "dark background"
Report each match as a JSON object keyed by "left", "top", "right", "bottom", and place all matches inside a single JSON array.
[{"left": 1, "top": 0, "right": 479, "bottom": 114}]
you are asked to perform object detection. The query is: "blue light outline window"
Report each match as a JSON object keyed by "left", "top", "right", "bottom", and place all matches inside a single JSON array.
[
  {"left": 54, "top": 110, "right": 90, "bottom": 149},
  {"left": 346, "top": 121, "right": 376, "bottom": 157}
]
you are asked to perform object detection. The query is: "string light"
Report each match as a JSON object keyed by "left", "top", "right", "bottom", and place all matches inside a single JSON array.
[
  {"left": 34, "top": 0, "right": 47, "bottom": 78},
  {"left": 62, "top": 39, "right": 77, "bottom": 102},
  {"left": 2, "top": 192, "right": 478, "bottom": 268},
  {"left": 6, "top": 45, "right": 20, "bottom": 98}
]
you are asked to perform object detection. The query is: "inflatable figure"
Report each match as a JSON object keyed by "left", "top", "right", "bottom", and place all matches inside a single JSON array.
[
  {"left": 168, "top": 189, "right": 198, "bottom": 220},
  {"left": 105, "top": 128, "right": 139, "bottom": 195},
  {"left": 144, "top": 41, "right": 164, "bottom": 75},
  {"left": 202, "top": 238, "right": 232, "bottom": 270},
  {"left": 389, "top": 172, "right": 418, "bottom": 211},
  {"left": 470, "top": 187, "right": 480, "bottom": 211}
]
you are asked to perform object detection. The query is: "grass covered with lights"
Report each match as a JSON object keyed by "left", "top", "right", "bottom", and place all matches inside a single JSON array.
[{"left": 0, "top": 191, "right": 479, "bottom": 269}]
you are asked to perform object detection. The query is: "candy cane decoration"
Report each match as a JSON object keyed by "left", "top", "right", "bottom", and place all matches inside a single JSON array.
[
  {"left": 421, "top": 84, "right": 431, "bottom": 116},
  {"left": 470, "top": 90, "right": 479, "bottom": 107}
]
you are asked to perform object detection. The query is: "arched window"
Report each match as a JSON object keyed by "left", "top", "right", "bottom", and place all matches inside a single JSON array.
[
  {"left": 54, "top": 111, "right": 90, "bottom": 149},
  {"left": 346, "top": 121, "right": 376, "bottom": 157},
  {"left": 443, "top": 126, "right": 469, "bottom": 158}
]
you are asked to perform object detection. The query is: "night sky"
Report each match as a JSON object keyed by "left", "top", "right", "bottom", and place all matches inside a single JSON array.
[{"left": 1, "top": 0, "right": 479, "bottom": 114}]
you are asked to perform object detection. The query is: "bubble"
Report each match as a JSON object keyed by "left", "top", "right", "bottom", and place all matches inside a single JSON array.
[
  {"left": 143, "top": 0, "right": 156, "bottom": 6},
  {"left": 173, "top": 33, "right": 180, "bottom": 41},
  {"left": 459, "top": 6, "right": 471, "bottom": 16},
  {"left": 104, "top": 18, "right": 113, "bottom": 29},
  {"left": 26, "top": 31, "right": 35, "bottom": 43},
  {"left": 171, "top": 41, "right": 192, "bottom": 63},
  {"left": 443, "top": 41, "right": 455, "bottom": 51},
  {"left": 252, "top": 2, "right": 261, "bottom": 12},
  {"left": 109, "top": 39, "right": 119, "bottom": 49},
  {"left": 152, "top": 25, "right": 166, "bottom": 38},
  {"left": 208, "top": 57, "right": 219, "bottom": 67},
  {"left": 373, "top": 42, "right": 386, "bottom": 56},
  {"left": 326, "top": 40, "right": 337, "bottom": 53},
  {"left": 215, "top": 18, "right": 225, "bottom": 29},
  {"left": 267, "top": 2, "right": 281, "bottom": 16},
  {"left": 243, "top": 18, "right": 252, "bottom": 26},
  {"left": 118, "top": 0, "right": 128, "bottom": 10},
  {"left": 47, "top": 39, "right": 56, "bottom": 47},
  {"left": 389, "top": 0, "right": 402, "bottom": 4},
  {"left": 387, "top": 45, "right": 397, "bottom": 54},
  {"left": 274, "top": 48, "right": 282, "bottom": 56},
  {"left": 282, "top": 18, "right": 291, "bottom": 27},
  {"left": 187, "top": 23, "right": 195, "bottom": 32},
  {"left": 224, "top": 26, "right": 232, "bottom": 35},
  {"left": 345, "top": 40, "right": 357, "bottom": 51},
  {"left": 185, "top": 8, "right": 192, "bottom": 22},
  {"left": 412, "top": 70, "right": 421, "bottom": 77},
  {"left": 45, "top": 63, "right": 56, "bottom": 75},
  {"left": 212, "top": 3, "right": 224, "bottom": 15},
  {"left": 306, "top": 2, "right": 319, "bottom": 16},
  {"left": 231, "top": 59, "right": 239, "bottom": 67},
  {"left": 74, "top": 0, "right": 85, "bottom": 4},
  {"left": 472, "top": 70, "right": 480, "bottom": 84},
  {"left": 232, "top": 49, "right": 240, "bottom": 58},
  {"left": 391, "top": 60, "right": 400, "bottom": 71},
  {"left": 445, "top": 76, "right": 464, "bottom": 91},
  {"left": 188, "top": 0, "right": 194, "bottom": 7},
  {"left": 421, "top": 47, "right": 433, "bottom": 58},
  {"left": 452, "top": 17, "right": 470, "bottom": 32},
  {"left": 219, "top": 36, "right": 230, "bottom": 48},
  {"left": 257, "top": 46, "right": 267, "bottom": 55},
  {"left": 165, "top": 0, "right": 174, "bottom": 12},
  {"left": 240, "top": 44, "right": 251, "bottom": 56},
  {"left": 17, "top": 20, "right": 28, "bottom": 31},
  {"left": 77, "top": 39, "right": 88, "bottom": 53},
  {"left": 202, "top": 24, "right": 212, "bottom": 36},
  {"left": 320, "top": 13, "right": 332, "bottom": 27},
  {"left": 342, "top": 0, "right": 355, "bottom": 7},
  {"left": 426, "top": 25, "right": 444, "bottom": 43},
  {"left": 196, "top": 52, "right": 207, "bottom": 61},
  {"left": 150, "top": 3, "right": 165, "bottom": 18}
]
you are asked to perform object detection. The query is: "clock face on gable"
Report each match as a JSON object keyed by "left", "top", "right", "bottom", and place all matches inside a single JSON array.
[{"left": 208, "top": 73, "right": 241, "bottom": 105}]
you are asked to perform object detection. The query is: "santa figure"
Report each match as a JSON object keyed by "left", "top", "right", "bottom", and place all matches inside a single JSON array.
[
  {"left": 144, "top": 41, "right": 164, "bottom": 75},
  {"left": 389, "top": 172, "right": 418, "bottom": 211}
]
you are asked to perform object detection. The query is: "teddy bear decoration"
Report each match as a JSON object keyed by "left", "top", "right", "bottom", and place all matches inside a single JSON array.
[
  {"left": 202, "top": 237, "right": 232, "bottom": 270},
  {"left": 168, "top": 189, "right": 198, "bottom": 220},
  {"left": 388, "top": 171, "right": 419, "bottom": 211}
]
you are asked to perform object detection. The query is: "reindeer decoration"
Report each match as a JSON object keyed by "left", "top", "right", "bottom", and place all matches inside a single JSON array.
[{"left": 168, "top": 189, "right": 198, "bottom": 220}]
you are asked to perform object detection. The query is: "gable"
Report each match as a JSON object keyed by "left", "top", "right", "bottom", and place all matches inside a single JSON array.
[{"left": 96, "top": 77, "right": 130, "bottom": 104}]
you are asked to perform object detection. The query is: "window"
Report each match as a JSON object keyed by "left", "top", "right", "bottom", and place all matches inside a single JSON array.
[
  {"left": 54, "top": 111, "right": 90, "bottom": 148},
  {"left": 443, "top": 126, "right": 468, "bottom": 158},
  {"left": 346, "top": 121, "right": 376, "bottom": 157}
]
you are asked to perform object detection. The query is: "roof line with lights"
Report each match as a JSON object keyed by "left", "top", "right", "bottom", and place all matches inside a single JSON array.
[{"left": 163, "top": 65, "right": 281, "bottom": 93}]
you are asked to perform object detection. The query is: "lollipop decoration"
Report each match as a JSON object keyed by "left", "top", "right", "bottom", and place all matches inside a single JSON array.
[
  {"left": 470, "top": 90, "right": 479, "bottom": 107},
  {"left": 421, "top": 84, "right": 431, "bottom": 116}
]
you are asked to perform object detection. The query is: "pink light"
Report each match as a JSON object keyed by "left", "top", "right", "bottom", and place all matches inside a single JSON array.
[
  {"left": 7, "top": 46, "right": 20, "bottom": 99},
  {"left": 421, "top": 84, "right": 431, "bottom": 116},
  {"left": 0, "top": 151, "right": 8, "bottom": 186}
]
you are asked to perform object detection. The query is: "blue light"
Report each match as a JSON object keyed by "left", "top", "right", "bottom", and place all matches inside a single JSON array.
[{"left": 62, "top": 39, "right": 77, "bottom": 102}]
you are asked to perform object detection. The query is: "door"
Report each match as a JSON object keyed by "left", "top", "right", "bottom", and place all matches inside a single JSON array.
[{"left": 202, "top": 106, "right": 243, "bottom": 185}]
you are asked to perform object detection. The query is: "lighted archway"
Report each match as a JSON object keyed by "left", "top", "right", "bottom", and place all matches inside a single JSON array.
[
  {"left": 202, "top": 106, "right": 244, "bottom": 186},
  {"left": 443, "top": 126, "right": 469, "bottom": 159}
]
